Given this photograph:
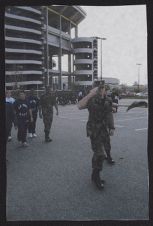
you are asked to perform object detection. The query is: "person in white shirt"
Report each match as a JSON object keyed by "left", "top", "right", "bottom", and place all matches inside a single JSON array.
[
  {"left": 5, "top": 90, "right": 15, "bottom": 141},
  {"left": 6, "top": 90, "right": 15, "bottom": 104},
  {"left": 78, "top": 91, "right": 83, "bottom": 101}
]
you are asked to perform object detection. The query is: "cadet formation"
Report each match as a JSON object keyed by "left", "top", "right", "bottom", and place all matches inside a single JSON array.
[{"left": 6, "top": 82, "right": 118, "bottom": 191}]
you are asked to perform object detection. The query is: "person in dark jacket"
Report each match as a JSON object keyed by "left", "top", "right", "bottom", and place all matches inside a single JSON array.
[
  {"left": 14, "top": 90, "right": 33, "bottom": 147},
  {"left": 6, "top": 101, "right": 17, "bottom": 142},
  {"left": 27, "top": 89, "right": 40, "bottom": 138},
  {"left": 78, "top": 83, "right": 115, "bottom": 190},
  {"left": 39, "top": 86, "right": 58, "bottom": 142}
]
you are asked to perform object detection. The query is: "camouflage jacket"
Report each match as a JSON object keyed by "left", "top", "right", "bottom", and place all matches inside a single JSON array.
[
  {"left": 86, "top": 94, "right": 115, "bottom": 138},
  {"left": 40, "top": 93, "right": 56, "bottom": 112}
]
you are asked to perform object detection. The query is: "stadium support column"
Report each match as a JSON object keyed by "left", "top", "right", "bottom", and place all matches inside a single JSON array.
[
  {"left": 68, "top": 54, "right": 71, "bottom": 90},
  {"left": 58, "top": 15, "right": 62, "bottom": 90},
  {"left": 68, "top": 22, "right": 71, "bottom": 90},
  {"left": 75, "top": 25, "right": 78, "bottom": 38},
  {"left": 73, "top": 26, "right": 78, "bottom": 87},
  {"left": 46, "top": 7, "right": 49, "bottom": 86}
]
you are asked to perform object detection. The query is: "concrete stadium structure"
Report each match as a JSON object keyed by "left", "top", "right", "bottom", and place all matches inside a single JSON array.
[
  {"left": 5, "top": 5, "right": 119, "bottom": 90},
  {"left": 5, "top": 6, "right": 86, "bottom": 90},
  {"left": 72, "top": 37, "right": 98, "bottom": 86}
]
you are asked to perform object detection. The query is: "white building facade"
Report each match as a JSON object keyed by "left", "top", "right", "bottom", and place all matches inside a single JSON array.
[
  {"left": 72, "top": 37, "right": 98, "bottom": 86},
  {"left": 5, "top": 6, "right": 119, "bottom": 90},
  {"left": 5, "top": 6, "right": 86, "bottom": 90}
]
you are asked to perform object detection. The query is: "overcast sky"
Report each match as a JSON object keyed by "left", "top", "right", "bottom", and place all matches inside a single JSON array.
[{"left": 78, "top": 5, "right": 147, "bottom": 85}]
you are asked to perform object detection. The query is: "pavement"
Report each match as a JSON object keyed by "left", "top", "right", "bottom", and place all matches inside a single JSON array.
[{"left": 6, "top": 98, "right": 149, "bottom": 221}]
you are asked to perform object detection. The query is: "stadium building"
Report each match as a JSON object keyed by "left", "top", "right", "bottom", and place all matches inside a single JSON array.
[
  {"left": 72, "top": 37, "right": 98, "bottom": 86},
  {"left": 5, "top": 5, "right": 119, "bottom": 90},
  {"left": 5, "top": 6, "right": 86, "bottom": 90}
]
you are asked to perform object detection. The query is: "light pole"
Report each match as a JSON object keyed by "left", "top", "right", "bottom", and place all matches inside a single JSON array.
[
  {"left": 136, "top": 63, "right": 142, "bottom": 92},
  {"left": 96, "top": 37, "right": 107, "bottom": 81}
]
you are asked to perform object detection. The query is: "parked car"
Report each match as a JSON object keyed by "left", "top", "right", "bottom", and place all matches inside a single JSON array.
[{"left": 136, "top": 92, "right": 147, "bottom": 97}]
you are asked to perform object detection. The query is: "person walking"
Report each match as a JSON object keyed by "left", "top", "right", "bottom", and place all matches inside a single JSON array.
[
  {"left": 111, "top": 91, "right": 119, "bottom": 113},
  {"left": 14, "top": 90, "right": 33, "bottom": 147},
  {"left": 27, "top": 89, "right": 40, "bottom": 138},
  {"left": 78, "top": 82, "right": 115, "bottom": 190},
  {"left": 5, "top": 97, "right": 17, "bottom": 142},
  {"left": 5, "top": 90, "right": 15, "bottom": 141},
  {"left": 78, "top": 90, "right": 83, "bottom": 101},
  {"left": 39, "top": 86, "right": 58, "bottom": 142}
]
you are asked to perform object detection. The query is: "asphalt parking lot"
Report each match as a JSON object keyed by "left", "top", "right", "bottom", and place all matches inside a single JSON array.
[{"left": 6, "top": 99, "right": 149, "bottom": 221}]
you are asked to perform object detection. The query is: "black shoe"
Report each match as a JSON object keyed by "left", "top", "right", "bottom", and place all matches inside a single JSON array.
[
  {"left": 91, "top": 170, "right": 104, "bottom": 190},
  {"left": 101, "top": 179, "right": 105, "bottom": 184},
  {"left": 45, "top": 137, "right": 52, "bottom": 142},
  {"left": 8, "top": 136, "right": 12, "bottom": 142},
  {"left": 91, "top": 172, "right": 105, "bottom": 183},
  {"left": 94, "top": 177, "right": 104, "bottom": 190},
  {"left": 107, "top": 157, "right": 115, "bottom": 164}
]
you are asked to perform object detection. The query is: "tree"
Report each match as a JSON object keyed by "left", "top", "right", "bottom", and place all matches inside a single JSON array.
[
  {"left": 120, "top": 84, "right": 127, "bottom": 93},
  {"left": 133, "top": 81, "right": 138, "bottom": 86}
]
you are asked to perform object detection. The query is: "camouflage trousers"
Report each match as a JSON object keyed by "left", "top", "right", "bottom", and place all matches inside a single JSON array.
[
  {"left": 42, "top": 111, "right": 53, "bottom": 134},
  {"left": 90, "top": 134, "right": 111, "bottom": 171}
]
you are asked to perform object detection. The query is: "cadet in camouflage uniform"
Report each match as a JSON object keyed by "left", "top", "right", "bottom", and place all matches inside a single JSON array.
[
  {"left": 39, "top": 86, "right": 58, "bottom": 142},
  {"left": 78, "top": 83, "right": 115, "bottom": 190}
]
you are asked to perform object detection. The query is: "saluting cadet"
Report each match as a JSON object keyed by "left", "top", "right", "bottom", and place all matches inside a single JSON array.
[
  {"left": 78, "top": 82, "right": 115, "bottom": 190},
  {"left": 14, "top": 90, "right": 33, "bottom": 147},
  {"left": 39, "top": 86, "right": 58, "bottom": 142},
  {"left": 27, "top": 89, "right": 40, "bottom": 138}
]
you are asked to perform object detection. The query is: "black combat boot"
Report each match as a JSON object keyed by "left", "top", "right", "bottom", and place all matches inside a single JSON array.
[
  {"left": 91, "top": 169, "right": 104, "bottom": 190},
  {"left": 106, "top": 156, "right": 115, "bottom": 164},
  {"left": 105, "top": 154, "right": 115, "bottom": 164},
  {"left": 45, "top": 131, "right": 52, "bottom": 142},
  {"left": 46, "top": 137, "right": 52, "bottom": 142}
]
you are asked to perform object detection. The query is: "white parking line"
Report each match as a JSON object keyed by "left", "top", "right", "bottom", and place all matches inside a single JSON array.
[
  {"left": 78, "top": 120, "right": 125, "bottom": 128},
  {"left": 115, "top": 125, "right": 125, "bottom": 128},
  {"left": 59, "top": 116, "right": 148, "bottom": 133},
  {"left": 59, "top": 116, "right": 88, "bottom": 121},
  {"left": 59, "top": 116, "right": 147, "bottom": 123},
  {"left": 60, "top": 117, "right": 125, "bottom": 128},
  {"left": 58, "top": 116, "right": 80, "bottom": 120},
  {"left": 119, "top": 111, "right": 148, "bottom": 114},
  {"left": 61, "top": 113, "right": 87, "bottom": 116},
  {"left": 135, "top": 128, "right": 147, "bottom": 131},
  {"left": 116, "top": 116, "right": 147, "bottom": 122}
]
